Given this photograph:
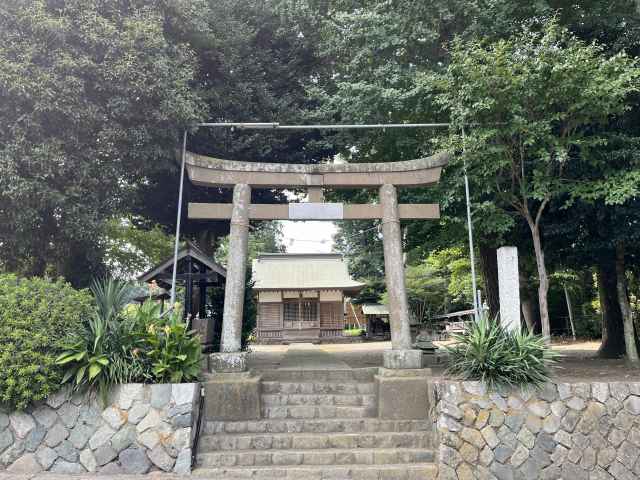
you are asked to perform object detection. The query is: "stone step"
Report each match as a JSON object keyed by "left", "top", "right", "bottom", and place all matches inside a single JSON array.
[
  {"left": 259, "top": 367, "right": 377, "bottom": 383},
  {"left": 197, "top": 448, "right": 435, "bottom": 468},
  {"left": 192, "top": 463, "right": 437, "bottom": 479},
  {"left": 198, "top": 431, "right": 433, "bottom": 452},
  {"left": 262, "top": 381, "right": 376, "bottom": 395},
  {"left": 203, "top": 418, "right": 432, "bottom": 435},
  {"left": 261, "top": 405, "right": 376, "bottom": 419},
  {"left": 261, "top": 393, "right": 377, "bottom": 407}
]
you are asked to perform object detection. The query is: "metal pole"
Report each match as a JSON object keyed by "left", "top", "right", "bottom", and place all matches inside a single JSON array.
[
  {"left": 170, "top": 130, "right": 188, "bottom": 307},
  {"left": 462, "top": 127, "right": 479, "bottom": 321},
  {"left": 196, "top": 122, "right": 451, "bottom": 130}
]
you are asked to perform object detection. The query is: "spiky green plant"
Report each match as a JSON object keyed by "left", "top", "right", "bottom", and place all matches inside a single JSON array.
[{"left": 445, "top": 314, "right": 559, "bottom": 389}]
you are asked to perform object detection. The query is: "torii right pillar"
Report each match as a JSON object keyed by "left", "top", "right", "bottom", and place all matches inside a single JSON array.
[{"left": 379, "top": 184, "right": 423, "bottom": 369}]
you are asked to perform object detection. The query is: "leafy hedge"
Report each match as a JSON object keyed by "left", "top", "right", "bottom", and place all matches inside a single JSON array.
[{"left": 0, "top": 275, "right": 92, "bottom": 409}]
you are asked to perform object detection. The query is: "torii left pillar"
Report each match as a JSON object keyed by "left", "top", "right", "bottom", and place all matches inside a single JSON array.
[
  {"left": 210, "top": 183, "right": 251, "bottom": 373},
  {"left": 207, "top": 183, "right": 261, "bottom": 422}
]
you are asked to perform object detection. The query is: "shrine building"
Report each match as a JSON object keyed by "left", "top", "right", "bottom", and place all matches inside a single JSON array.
[{"left": 252, "top": 253, "right": 364, "bottom": 343}]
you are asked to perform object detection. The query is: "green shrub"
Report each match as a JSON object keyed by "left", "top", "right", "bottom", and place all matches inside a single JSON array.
[
  {"left": 445, "top": 315, "right": 558, "bottom": 389},
  {"left": 144, "top": 303, "right": 202, "bottom": 383},
  {"left": 57, "top": 279, "right": 201, "bottom": 398},
  {"left": 0, "top": 274, "right": 92, "bottom": 409}
]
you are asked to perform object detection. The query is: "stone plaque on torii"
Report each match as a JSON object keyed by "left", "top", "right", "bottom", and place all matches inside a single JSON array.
[{"left": 185, "top": 150, "right": 449, "bottom": 371}]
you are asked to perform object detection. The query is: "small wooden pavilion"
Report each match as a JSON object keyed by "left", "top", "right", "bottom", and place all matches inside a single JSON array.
[
  {"left": 362, "top": 304, "right": 391, "bottom": 340},
  {"left": 138, "top": 242, "right": 226, "bottom": 349},
  {"left": 252, "top": 253, "right": 364, "bottom": 343}
]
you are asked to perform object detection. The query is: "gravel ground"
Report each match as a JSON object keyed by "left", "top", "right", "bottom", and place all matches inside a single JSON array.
[{"left": 247, "top": 339, "right": 640, "bottom": 381}]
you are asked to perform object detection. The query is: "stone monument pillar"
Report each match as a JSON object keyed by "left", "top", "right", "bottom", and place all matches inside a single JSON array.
[
  {"left": 210, "top": 183, "right": 251, "bottom": 372},
  {"left": 379, "top": 184, "right": 422, "bottom": 369},
  {"left": 497, "top": 246, "right": 520, "bottom": 332}
]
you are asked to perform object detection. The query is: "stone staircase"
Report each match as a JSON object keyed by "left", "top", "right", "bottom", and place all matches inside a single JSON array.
[{"left": 193, "top": 367, "right": 437, "bottom": 479}]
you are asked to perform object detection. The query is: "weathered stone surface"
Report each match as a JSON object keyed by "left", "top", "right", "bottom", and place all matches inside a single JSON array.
[
  {"left": 54, "top": 440, "right": 78, "bottom": 462},
  {"left": 172, "top": 383, "right": 198, "bottom": 406},
  {"left": 7, "top": 453, "right": 42, "bottom": 473},
  {"left": 517, "top": 427, "right": 535, "bottom": 449},
  {"left": 44, "top": 422, "right": 69, "bottom": 448},
  {"left": 50, "top": 459, "right": 84, "bottom": 474},
  {"left": 35, "top": 446, "right": 57, "bottom": 470},
  {"left": 459, "top": 442, "right": 478, "bottom": 463},
  {"left": 567, "top": 396, "right": 586, "bottom": 411},
  {"left": 9, "top": 413, "right": 35, "bottom": 439},
  {"left": 479, "top": 445, "right": 494, "bottom": 466},
  {"left": 32, "top": 407, "right": 57, "bottom": 429},
  {"left": 491, "top": 461, "right": 515, "bottom": 480},
  {"left": 504, "top": 412, "right": 525, "bottom": 432},
  {"left": 0, "top": 429, "right": 13, "bottom": 454},
  {"left": 119, "top": 447, "right": 151, "bottom": 474},
  {"left": 610, "top": 383, "right": 630, "bottom": 402},
  {"left": 592, "top": 383, "right": 609, "bottom": 403},
  {"left": 88, "top": 424, "right": 115, "bottom": 450},
  {"left": 489, "top": 409, "right": 505, "bottom": 428},
  {"left": 439, "top": 445, "right": 463, "bottom": 468},
  {"left": 481, "top": 425, "right": 500, "bottom": 449},
  {"left": 148, "top": 444, "right": 175, "bottom": 471},
  {"left": 173, "top": 448, "right": 191, "bottom": 474},
  {"left": 101, "top": 406, "right": 126, "bottom": 430},
  {"left": 597, "top": 446, "right": 616, "bottom": 467},
  {"left": 79, "top": 448, "right": 97, "bottom": 472},
  {"left": 527, "top": 400, "right": 550, "bottom": 418},
  {"left": 93, "top": 444, "right": 118, "bottom": 466},
  {"left": 150, "top": 385, "right": 172, "bottom": 410},
  {"left": 128, "top": 403, "right": 150, "bottom": 424},
  {"left": 0, "top": 382, "right": 199, "bottom": 475},
  {"left": 46, "top": 388, "right": 70, "bottom": 409},
  {"left": 67, "top": 423, "right": 92, "bottom": 450},
  {"left": 136, "top": 408, "right": 161, "bottom": 433},
  {"left": 111, "top": 424, "right": 136, "bottom": 452},
  {"left": 617, "top": 440, "right": 640, "bottom": 469},
  {"left": 434, "top": 381, "right": 640, "bottom": 480},
  {"left": 461, "top": 427, "right": 485, "bottom": 448},
  {"left": 24, "top": 423, "right": 46, "bottom": 452},
  {"left": 623, "top": 395, "right": 640, "bottom": 415},
  {"left": 57, "top": 402, "right": 79, "bottom": 429},
  {"left": 138, "top": 429, "right": 160, "bottom": 450},
  {"left": 114, "top": 384, "right": 144, "bottom": 410}
]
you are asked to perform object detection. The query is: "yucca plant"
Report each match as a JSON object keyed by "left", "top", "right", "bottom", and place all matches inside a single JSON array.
[
  {"left": 445, "top": 314, "right": 559, "bottom": 389},
  {"left": 56, "top": 278, "right": 133, "bottom": 402}
]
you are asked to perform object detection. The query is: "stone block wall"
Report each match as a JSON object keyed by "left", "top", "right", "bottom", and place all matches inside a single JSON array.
[
  {"left": 0, "top": 383, "right": 200, "bottom": 475},
  {"left": 434, "top": 380, "right": 640, "bottom": 480}
]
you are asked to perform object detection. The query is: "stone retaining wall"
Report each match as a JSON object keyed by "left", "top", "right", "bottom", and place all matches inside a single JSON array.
[
  {"left": 0, "top": 383, "right": 200, "bottom": 475},
  {"left": 434, "top": 380, "right": 640, "bottom": 480}
]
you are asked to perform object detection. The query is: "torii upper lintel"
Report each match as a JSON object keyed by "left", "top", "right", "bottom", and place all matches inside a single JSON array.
[{"left": 185, "top": 151, "right": 449, "bottom": 188}]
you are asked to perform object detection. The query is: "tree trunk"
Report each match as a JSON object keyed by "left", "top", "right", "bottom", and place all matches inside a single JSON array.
[
  {"left": 520, "top": 273, "right": 538, "bottom": 333},
  {"left": 479, "top": 245, "right": 500, "bottom": 319},
  {"left": 597, "top": 255, "right": 626, "bottom": 358},
  {"left": 529, "top": 223, "right": 551, "bottom": 341},
  {"left": 615, "top": 241, "right": 639, "bottom": 364}
]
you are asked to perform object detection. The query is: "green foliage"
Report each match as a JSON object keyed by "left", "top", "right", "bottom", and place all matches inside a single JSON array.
[
  {"left": 446, "top": 315, "right": 559, "bottom": 389},
  {"left": 0, "top": 0, "right": 205, "bottom": 285},
  {"left": 104, "top": 218, "right": 175, "bottom": 279},
  {"left": 57, "top": 279, "right": 201, "bottom": 400},
  {"left": 343, "top": 327, "right": 364, "bottom": 337},
  {"left": 56, "top": 279, "right": 138, "bottom": 402},
  {"left": 0, "top": 275, "right": 92, "bottom": 409},
  {"left": 144, "top": 303, "right": 202, "bottom": 383}
]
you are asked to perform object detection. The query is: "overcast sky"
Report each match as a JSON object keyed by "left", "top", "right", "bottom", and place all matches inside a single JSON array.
[{"left": 280, "top": 220, "right": 337, "bottom": 253}]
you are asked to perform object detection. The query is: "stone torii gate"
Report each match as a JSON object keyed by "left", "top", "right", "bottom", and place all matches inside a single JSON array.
[{"left": 185, "top": 150, "right": 449, "bottom": 372}]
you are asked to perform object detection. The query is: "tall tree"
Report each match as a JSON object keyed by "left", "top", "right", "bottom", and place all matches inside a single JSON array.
[
  {"left": 436, "top": 22, "right": 639, "bottom": 340},
  {"left": 0, "top": 0, "right": 205, "bottom": 285}
]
